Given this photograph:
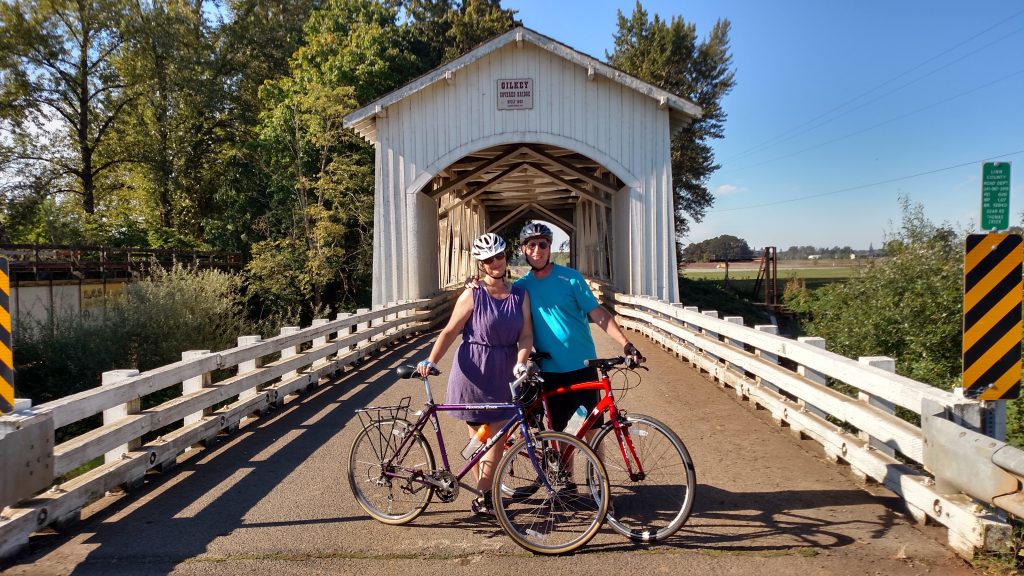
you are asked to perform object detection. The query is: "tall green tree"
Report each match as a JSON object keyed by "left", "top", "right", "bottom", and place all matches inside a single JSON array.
[
  {"left": 219, "top": 0, "right": 320, "bottom": 132},
  {"left": 607, "top": 1, "right": 735, "bottom": 249},
  {"left": 242, "top": 0, "right": 517, "bottom": 318},
  {"left": 394, "top": 0, "right": 516, "bottom": 67},
  {"left": 682, "top": 234, "right": 753, "bottom": 262},
  {"left": 245, "top": 0, "right": 416, "bottom": 318},
  {"left": 200, "top": 0, "right": 327, "bottom": 253},
  {"left": 113, "top": 0, "right": 229, "bottom": 241},
  {"left": 0, "top": 0, "right": 136, "bottom": 216}
]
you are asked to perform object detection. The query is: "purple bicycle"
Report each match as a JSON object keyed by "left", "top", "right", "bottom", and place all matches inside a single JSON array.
[{"left": 347, "top": 362, "right": 610, "bottom": 555}]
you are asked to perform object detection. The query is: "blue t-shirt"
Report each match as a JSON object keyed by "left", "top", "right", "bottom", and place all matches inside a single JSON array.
[{"left": 515, "top": 264, "right": 599, "bottom": 373}]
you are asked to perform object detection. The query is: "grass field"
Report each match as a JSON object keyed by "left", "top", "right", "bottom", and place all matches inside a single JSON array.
[
  {"left": 681, "top": 266, "right": 859, "bottom": 281},
  {"left": 679, "top": 260, "right": 866, "bottom": 315}
]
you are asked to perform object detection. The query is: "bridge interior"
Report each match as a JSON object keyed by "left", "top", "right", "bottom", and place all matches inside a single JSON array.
[{"left": 431, "top": 143, "right": 623, "bottom": 286}]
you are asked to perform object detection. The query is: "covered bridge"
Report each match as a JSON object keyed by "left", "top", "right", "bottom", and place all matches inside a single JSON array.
[{"left": 343, "top": 26, "right": 701, "bottom": 305}]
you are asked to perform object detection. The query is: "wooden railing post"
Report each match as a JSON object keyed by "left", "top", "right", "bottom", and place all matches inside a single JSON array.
[
  {"left": 723, "top": 316, "right": 744, "bottom": 376},
  {"left": 796, "top": 337, "right": 830, "bottom": 424},
  {"left": 279, "top": 326, "right": 301, "bottom": 383},
  {"left": 680, "top": 306, "right": 700, "bottom": 357},
  {"left": 356, "top": 308, "right": 370, "bottom": 357},
  {"left": 754, "top": 325, "right": 781, "bottom": 394},
  {"left": 371, "top": 303, "right": 385, "bottom": 351},
  {"left": 395, "top": 300, "right": 409, "bottom": 339},
  {"left": 332, "top": 312, "right": 352, "bottom": 373},
  {"left": 236, "top": 335, "right": 263, "bottom": 404},
  {"left": 181, "top": 350, "right": 211, "bottom": 427},
  {"left": 384, "top": 301, "right": 399, "bottom": 339},
  {"left": 700, "top": 310, "right": 721, "bottom": 364},
  {"left": 310, "top": 318, "right": 331, "bottom": 374},
  {"left": 102, "top": 369, "right": 140, "bottom": 465},
  {"left": 857, "top": 356, "right": 897, "bottom": 457}
]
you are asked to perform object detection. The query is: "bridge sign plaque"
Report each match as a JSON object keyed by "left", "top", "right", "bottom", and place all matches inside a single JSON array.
[
  {"left": 1, "top": 257, "right": 12, "bottom": 412},
  {"left": 497, "top": 78, "right": 533, "bottom": 110},
  {"left": 962, "top": 233, "right": 1022, "bottom": 400},
  {"left": 981, "top": 162, "right": 1011, "bottom": 231}
]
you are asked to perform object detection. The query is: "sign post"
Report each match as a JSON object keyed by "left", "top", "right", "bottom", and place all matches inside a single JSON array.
[
  {"left": 981, "top": 162, "right": 1011, "bottom": 231},
  {"left": 0, "top": 257, "right": 12, "bottom": 413}
]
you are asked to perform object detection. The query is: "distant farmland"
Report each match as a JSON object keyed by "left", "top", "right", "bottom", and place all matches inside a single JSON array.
[{"left": 681, "top": 259, "right": 871, "bottom": 294}]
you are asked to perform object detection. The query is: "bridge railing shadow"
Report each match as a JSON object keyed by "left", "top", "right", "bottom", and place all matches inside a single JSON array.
[
  {"left": 15, "top": 334, "right": 438, "bottom": 575},
  {"left": 0, "top": 292, "right": 458, "bottom": 560}
]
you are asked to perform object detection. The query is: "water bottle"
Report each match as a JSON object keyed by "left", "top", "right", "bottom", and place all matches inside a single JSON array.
[
  {"left": 461, "top": 423, "right": 491, "bottom": 460},
  {"left": 564, "top": 405, "right": 588, "bottom": 436}
]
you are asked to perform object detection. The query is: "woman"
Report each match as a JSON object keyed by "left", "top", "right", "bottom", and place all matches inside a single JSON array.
[{"left": 417, "top": 232, "right": 533, "bottom": 516}]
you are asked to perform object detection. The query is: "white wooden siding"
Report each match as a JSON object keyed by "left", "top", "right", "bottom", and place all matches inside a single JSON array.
[{"left": 365, "top": 39, "right": 686, "bottom": 305}]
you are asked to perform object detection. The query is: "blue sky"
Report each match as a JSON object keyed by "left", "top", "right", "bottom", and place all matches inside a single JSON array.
[{"left": 503, "top": 0, "right": 1024, "bottom": 250}]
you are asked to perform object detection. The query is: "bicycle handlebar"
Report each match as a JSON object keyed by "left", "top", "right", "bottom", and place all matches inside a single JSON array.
[
  {"left": 583, "top": 356, "right": 649, "bottom": 372},
  {"left": 396, "top": 364, "right": 440, "bottom": 379}
]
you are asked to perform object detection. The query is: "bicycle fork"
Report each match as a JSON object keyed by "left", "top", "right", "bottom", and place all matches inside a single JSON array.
[{"left": 612, "top": 418, "right": 646, "bottom": 482}]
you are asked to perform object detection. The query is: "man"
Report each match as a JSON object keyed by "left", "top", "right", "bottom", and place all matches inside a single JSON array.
[{"left": 513, "top": 222, "right": 644, "bottom": 433}]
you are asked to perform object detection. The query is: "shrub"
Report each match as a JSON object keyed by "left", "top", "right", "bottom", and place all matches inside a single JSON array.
[
  {"left": 784, "top": 200, "right": 964, "bottom": 389},
  {"left": 14, "top": 265, "right": 254, "bottom": 409}
]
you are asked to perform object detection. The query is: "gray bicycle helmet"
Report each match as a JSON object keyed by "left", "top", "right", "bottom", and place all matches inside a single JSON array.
[
  {"left": 471, "top": 232, "right": 507, "bottom": 261},
  {"left": 519, "top": 222, "right": 553, "bottom": 242}
]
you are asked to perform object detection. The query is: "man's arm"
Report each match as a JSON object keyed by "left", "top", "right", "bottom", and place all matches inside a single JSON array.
[{"left": 588, "top": 306, "right": 645, "bottom": 364}]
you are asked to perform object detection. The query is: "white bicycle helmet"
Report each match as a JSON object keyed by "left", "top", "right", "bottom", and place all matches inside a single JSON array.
[
  {"left": 471, "top": 232, "right": 507, "bottom": 261},
  {"left": 519, "top": 222, "right": 553, "bottom": 242}
]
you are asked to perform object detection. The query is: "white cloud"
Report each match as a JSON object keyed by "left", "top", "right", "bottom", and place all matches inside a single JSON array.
[{"left": 715, "top": 184, "right": 745, "bottom": 196}]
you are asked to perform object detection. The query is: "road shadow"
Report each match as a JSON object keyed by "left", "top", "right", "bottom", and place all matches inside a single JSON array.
[
  {"left": 8, "top": 333, "right": 435, "bottom": 576},
  {"left": 587, "top": 483, "right": 904, "bottom": 554}
]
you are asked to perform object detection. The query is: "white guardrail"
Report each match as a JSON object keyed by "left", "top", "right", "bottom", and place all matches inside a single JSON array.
[
  {"left": 590, "top": 284, "right": 1024, "bottom": 559},
  {"left": 0, "top": 292, "right": 455, "bottom": 559}
]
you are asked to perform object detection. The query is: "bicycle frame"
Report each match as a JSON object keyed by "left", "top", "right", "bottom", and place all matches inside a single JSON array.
[
  {"left": 368, "top": 371, "right": 553, "bottom": 497},
  {"left": 532, "top": 366, "right": 646, "bottom": 482}
]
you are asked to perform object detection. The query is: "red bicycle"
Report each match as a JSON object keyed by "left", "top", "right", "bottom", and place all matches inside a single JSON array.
[{"left": 505, "top": 354, "right": 697, "bottom": 542}]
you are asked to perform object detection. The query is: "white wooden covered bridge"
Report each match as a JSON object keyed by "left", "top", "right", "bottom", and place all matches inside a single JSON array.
[{"left": 343, "top": 26, "right": 702, "bottom": 305}]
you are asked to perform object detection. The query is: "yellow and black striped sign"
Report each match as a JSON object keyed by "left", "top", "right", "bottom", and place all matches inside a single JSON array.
[
  {"left": 963, "top": 233, "right": 1022, "bottom": 400},
  {"left": 1, "top": 257, "right": 12, "bottom": 412}
]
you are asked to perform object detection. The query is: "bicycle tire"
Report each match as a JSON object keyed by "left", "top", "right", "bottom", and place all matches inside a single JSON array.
[
  {"left": 348, "top": 418, "right": 436, "bottom": 525},
  {"left": 493, "top": 430, "right": 609, "bottom": 555},
  {"left": 591, "top": 413, "right": 696, "bottom": 542}
]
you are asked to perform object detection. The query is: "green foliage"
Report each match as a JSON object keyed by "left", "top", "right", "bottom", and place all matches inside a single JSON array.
[
  {"left": 241, "top": 0, "right": 399, "bottom": 320},
  {"left": 682, "top": 234, "right": 754, "bottom": 262},
  {"left": 784, "top": 200, "right": 964, "bottom": 388},
  {"left": 245, "top": 238, "right": 315, "bottom": 323},
  {"left": 0, "top": 0, "right": 137, "bottom": 215},
  {"left": 113, "top": 0, "right": 233, "bottom": 237},
  {"left": 678, "top": 277, "right": 773, "bottom": 326},
  {"left": 14, "top": 265, "right": 253, "bottom": 406},
  {"left": 607, "top": 1, "right": 736, "bottom": 248},
  {"left": 397, "top": 0, "right": 517, "bottom": 65}
]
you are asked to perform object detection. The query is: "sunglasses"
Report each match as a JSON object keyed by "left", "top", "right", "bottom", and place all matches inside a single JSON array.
[
  {"left": 524, "top": 240, "right": 549, "bottom": 250},
  {"left": 482, "top": 252, "right": 506, "bottom": 265}
]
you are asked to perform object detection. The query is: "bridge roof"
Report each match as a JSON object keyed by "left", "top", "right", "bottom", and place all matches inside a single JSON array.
[{"left": 343, "top": 26, "right": 702, "bottom": 144}]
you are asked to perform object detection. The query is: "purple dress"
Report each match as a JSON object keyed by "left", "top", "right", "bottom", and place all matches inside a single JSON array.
[{"left": 445, "top": 284, "right": 526, "bottom": 422}]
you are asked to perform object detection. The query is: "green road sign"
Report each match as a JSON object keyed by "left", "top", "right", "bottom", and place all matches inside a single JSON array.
[{"left": 981, "top": 162, "right": 1011, "bottom": 231}]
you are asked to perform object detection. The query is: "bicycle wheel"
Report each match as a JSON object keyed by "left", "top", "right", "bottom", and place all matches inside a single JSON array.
[
  {"left": 493, "top": 430, "right": 609, "bottom": 555},
  {"left": 591, "top": 413, "right": 696, "bottom": 542},
  {"left": 348, "top": 418, "right": 436, "bottom": 525}
]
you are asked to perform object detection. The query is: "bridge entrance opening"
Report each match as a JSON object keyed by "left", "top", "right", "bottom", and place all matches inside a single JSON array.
[{"left": 427, "top": 143, "right": 622, "bottom": 288}]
